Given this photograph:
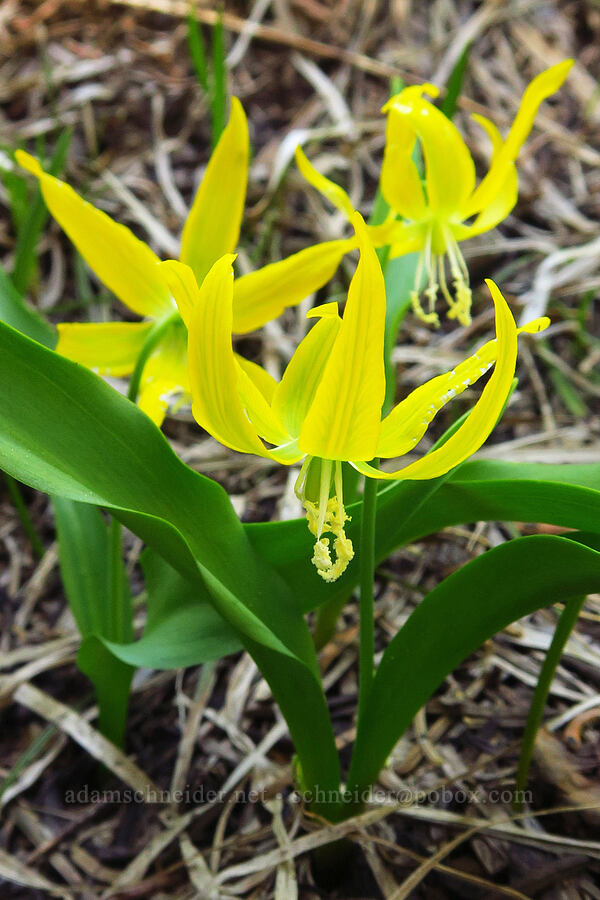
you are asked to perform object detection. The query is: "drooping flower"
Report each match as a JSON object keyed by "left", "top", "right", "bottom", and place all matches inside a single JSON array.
[
  {"left": 297, "top": 61, "right": 572, "bottom": 328},
  {"left": 16, "top": 99, "right": 354, "bottom": 424},
  {"left": 163, "top": 215, "right": 549, "bottom": 582}
]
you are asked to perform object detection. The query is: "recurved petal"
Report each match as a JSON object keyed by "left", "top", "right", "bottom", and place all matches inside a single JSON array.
[
  {"left": 357, "top": 280, "right": 520, "bottom": 479},
  {"left": 298, "top": 214, "right": 385, "bottom": 461},
  {"left": 15, "top": 151, "right": 173, "bottom": 319},
  {"left": 56, "top": 321, "right": 154, "bottom": 376},
  {"left": 137, "top": 323, "right": 190, "bottom": 426},
  {"left": 186, "top": 254, "right": 270, "bottom": 456},
  {"left": 180, "top": 97, "right": 249, "bottom": 285},
  {"left": 463, "top": 61, "right": 573, "bottom": 217},
  {"left": 453, "top": 114, "right": 519, "bottom": 237},
  {"left": 383, "top": 87, "right": 476, "bottom": 217},
  {"left": 377, "top": 314, "right": 549, "bottom": 459},
  {"left": 453, "top": 165, "right": 518, "bottom": 241},
  {"left": 231, "top": 239, "right": 353, "bottom": 334},
  {"left": 271, "top": 304, "right": 342, "bottom": 438},
  {"left": 295, "top": 147, "right": 356, "bottom": 220}
]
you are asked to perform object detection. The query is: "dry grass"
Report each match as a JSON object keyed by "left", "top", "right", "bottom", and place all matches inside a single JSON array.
[{"left": 1, "top": 1, "right": 599, "bottom": 897}]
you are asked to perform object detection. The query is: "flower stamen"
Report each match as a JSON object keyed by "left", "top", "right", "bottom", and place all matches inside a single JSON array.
[{"left": 295, "top": 458, "right": 354, "bottom": 582}]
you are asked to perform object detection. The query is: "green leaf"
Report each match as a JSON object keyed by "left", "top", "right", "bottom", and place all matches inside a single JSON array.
[
  {"left": 383, "top": 253, "right": 421, "bottom": 408},
  {"left": 345, "top": 534, "right": 600, "bottom": 800},
  {"left": 515, "top": 593, "right": 585, "bottom": 807},
  {"left": 0, "top": 262, "right": 56, "bottom": 349},
  {"left": 77, "top": 638, "right": 133, "bottom": 748},
  {"left": 104, "top": 549, "right": 241, "bottom": 668},
  {"left": 0, "top": 320, "right": 341, "bottom": 812},
  {"left": 247, "top": 459, "right": 600, "bottom": 613},
  {"left": 53, "top": 496, "right": 134, "bottom": 746},
  {"left": 440, "top": 43, "right": 471, "bottom": 119}
]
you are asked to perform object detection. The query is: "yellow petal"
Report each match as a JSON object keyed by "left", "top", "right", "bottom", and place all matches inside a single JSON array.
[
  {"left": 453, "top": 114, "right": 518, "bottom": 238},
  {"left": 180, "top": 97, "right": 249, "bottom": 285},
  {"left": 235, "top": 360, "right": 289, "bottom": 445},
  {"left": 56, "top": 321, "right": 154, "bottom": 376},
  {"left": 272, "top": 306, "right": 342, "bottom": 438},
  {"left": 454, "top": 166, "right": 518, "bottom": 241},
  {"left": 231, "top": 238, "right": 353, "bottom": 334},
  {"left": 356, "top": 280, "right": 520, "bottom": 478},
  {"left": 377, "top": 315, "right": 549, "bottom": 458},
  {"left": 137, "top": 323, "right": 190, "bottom": 426},
  {"left": 294, "top": 147, "right": 355, "bottom": 220},
  {"left": 386, "top": 222, "right": 428, "bottom": 259},
  {"left": 235, "top": 354, "right": 278, "bottom": 402},
  {"left": 382, "top": 85, "right": 476, "bottom": 217},
  {"left": 15, "top": 151, "right": 173, "bottom": 319},
  {"left": 186, "top": 254, "right": 270, "bottom": 456},
  {"left": 464, "top": 61, "right": 572, "bottom": 217},
  {"left": 380, "top": 106, "right": 427, "bottom": 220},
  {"left": 159, "top": 258, "right": 199, "bottom": 329},
  {"left": 298, "top": 214, "right": 385, "bottom": 460}
]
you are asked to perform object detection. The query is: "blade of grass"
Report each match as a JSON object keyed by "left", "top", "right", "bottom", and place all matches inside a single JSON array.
[
  {"left": 187, "top": 5, "right": 209, "bottom": 93},
  {"left": 515, "top": 595, "right": 586, "bottom": 809},
  {"left": 11, "top": 128, "right": 72, "bottom": 295},
  {"left": 210, "top": 8, "right": 227, "bottom": 147},
  {"left": 440, "top": 42, "right": 471, "bottom": 119},
  {"left": 3, "top": 473, "right": 45, "bottom": 559}
]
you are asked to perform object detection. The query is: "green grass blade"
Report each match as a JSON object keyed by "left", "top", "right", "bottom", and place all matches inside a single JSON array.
[
  {"left": 187, "top": 6, "right": 209, "bottom": 92},
  {"left": 440, "top": 42, "right": 471, "bottom": 120},
  {"left": 11, "top": 128, "right": 72, "bottom": 295},
  {"left": 210, "top": 9, "right": 227, "bottom": 147},
  {"left": 515, "top": 594, "right": 586, "bottom": 808}
]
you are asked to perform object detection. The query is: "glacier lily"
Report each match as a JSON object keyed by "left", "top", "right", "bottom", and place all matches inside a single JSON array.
[
  {"left": 16, "top": 99, "right": 354, "bottom": 424},
  {"left": 163, "top": 215, "right": 549, "bottom": 582},
  {"left": 298, "top": 60, "right": 572, "bottom": 328}
]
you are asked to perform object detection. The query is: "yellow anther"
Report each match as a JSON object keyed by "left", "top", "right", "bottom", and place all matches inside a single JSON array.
[{"left": 295, "top": 458, "right": 354, "bottom": 582}]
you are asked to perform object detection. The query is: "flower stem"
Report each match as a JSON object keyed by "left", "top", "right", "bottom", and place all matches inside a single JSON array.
[
  {"left": 357, "top": 471, "right": 378, "bottom": 726},
  {"left": 127, "top": 312, "right": 178, "bottom": 404}
]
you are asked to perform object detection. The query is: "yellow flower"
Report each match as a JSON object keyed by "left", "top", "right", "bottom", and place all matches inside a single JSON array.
[
  {"left": 297, "top": 61, "right": 572, "bottom": 328},
  {"left": 163, "top": 216, "right": 548, "bottom": 582},
  {"left": 16, "top": 99, "right": 354, "bottom": 425}
]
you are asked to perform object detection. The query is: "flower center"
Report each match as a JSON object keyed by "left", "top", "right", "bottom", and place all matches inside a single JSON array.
[
  {"left": 410, "top": 224, "right": 472, "bottom": 328},
  {"left": 294, "top": 457, "right": 354, "bottom": 583}
]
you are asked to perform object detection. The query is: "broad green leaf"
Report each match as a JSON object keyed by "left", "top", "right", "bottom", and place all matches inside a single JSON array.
[
  {"left": 345, "top": 534, "right": 600, "bottom": 800},
  {"left": 0, "top": 263, "right": 56, "bottom": 349},
  {"left": 383, "top": 253, "right": 420, "bottom": 408},
  {"left": 103, "top": 549, "right": 242, "bottom": 668},
  {"left": 0, "top": 321, "right": 341, "bottom": 810},
  {"left": 246, "top": 460, "right": 600, "bottom": 613}
]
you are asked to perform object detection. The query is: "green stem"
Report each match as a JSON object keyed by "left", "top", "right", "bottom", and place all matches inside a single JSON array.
[
  {"left": 127, "top": 313, "right": 178, "bottom": 404},
  {"left": 313, "top": 593, "right": 347, "bottom": 651},
  {"left": 108, "top": 517, "right": 124, "bottom": 643},
  {"left": 515, "top": 595, "right": 585, "bottom": 810},
  {"left": 357, "top": 471, "right": 378, "bottom": 727},
  {"left": 4, "top": 472, "right": 44, "bottom": 558}
]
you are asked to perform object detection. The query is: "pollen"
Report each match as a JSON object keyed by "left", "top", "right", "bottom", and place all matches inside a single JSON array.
[
  {"left": 409, "top": 224, "right": 473, "bottom": 327},
  {"left": 295, "top": 458, "right": 354, "bottom": 582}
]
